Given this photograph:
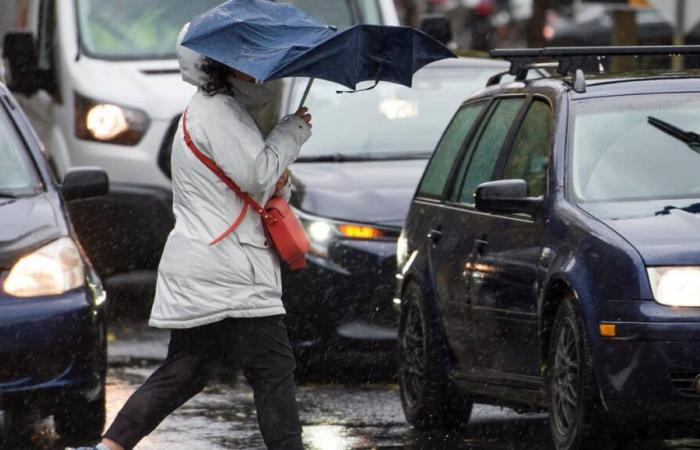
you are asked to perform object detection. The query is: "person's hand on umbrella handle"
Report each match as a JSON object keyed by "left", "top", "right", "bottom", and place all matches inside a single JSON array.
[
  {"left": 295, "top": 107, "right": 312, "bottom": 129},
  {"left": 275, "top": 169, "right": 290, "bottom": 192}
]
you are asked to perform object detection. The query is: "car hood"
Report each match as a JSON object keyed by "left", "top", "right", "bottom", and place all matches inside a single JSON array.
[
  {"left": 73, "top": 58, "right": 195, "bottom": 120},
  {"left": 290, "top": 159, "right": 429, "bottom": 227},
  {"left": 604, "top": 210, "right": 700, "bottom": 266},
  {"left": 0, "top": 194, "right": 65, "bottom": 269}
]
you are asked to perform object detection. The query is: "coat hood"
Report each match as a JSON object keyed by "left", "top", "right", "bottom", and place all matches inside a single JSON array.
[{"left": 177, "top": 23, "right": 207, "bottom": 87}]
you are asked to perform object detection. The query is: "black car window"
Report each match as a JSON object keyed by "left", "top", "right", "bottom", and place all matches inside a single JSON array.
[
  {"left": 0, "top": 106, "right": 40, "bottom": 195},
  {"left": 502, "top": 100, "right": 551, "bottom": 197},
  {"left": 417, "top": 101, "right": 486, "bottom": 198},
  {"left": 456, "top": 97, "right": 526, "bottom": 204}
]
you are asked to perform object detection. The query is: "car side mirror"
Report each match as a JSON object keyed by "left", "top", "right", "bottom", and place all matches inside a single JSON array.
[
  {"left": 2, "top": 32, "right": 54, "bottom": 95},
  {"left": 475, "top": 179, "right": 542, "bottom": 215},
  {"left": 62, "top": 168, "right": 109, "bottom": 202},
  {"left": 419, "top": 13, "right": 453, "bottom": 46}
]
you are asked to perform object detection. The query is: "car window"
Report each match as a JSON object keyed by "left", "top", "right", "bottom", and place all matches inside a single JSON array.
[
  {"left": 502, "top": 100, "right": 551, "bottom": 197},
  {"left": 416, "top": 101, "right": 487, "bottom": 198},
  {"left": 0, "top": 106, "right": 40, "bottom": 195},
  {"left": 455, "top": 97, "right": 526, "bottom": 204}
]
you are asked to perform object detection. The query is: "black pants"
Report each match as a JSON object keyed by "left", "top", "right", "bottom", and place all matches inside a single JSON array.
[{"left": 104, "top": 316, "right": 302, "bottom": 450}]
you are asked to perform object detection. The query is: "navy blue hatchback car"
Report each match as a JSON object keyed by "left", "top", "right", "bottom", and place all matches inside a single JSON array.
[
  {"left": 396, "top": 46, "right": 700, "bottom": 449},
  {"left": 0, "top": 81, "right": 108, "bottom": 443}
]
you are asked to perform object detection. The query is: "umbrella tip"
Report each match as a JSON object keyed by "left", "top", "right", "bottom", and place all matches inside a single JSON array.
[{"left": 328, "top": 25, "right": 338, "bottom": 31}]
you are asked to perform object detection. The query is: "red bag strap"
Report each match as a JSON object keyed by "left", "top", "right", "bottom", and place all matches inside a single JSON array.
[{"left": 181, "top": 109, "right": 266, "bottom": 245}]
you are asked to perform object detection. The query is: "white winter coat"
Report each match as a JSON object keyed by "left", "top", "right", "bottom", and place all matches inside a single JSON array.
[{"left": 149, "top": 29, "right": 311, "bottom": 329}]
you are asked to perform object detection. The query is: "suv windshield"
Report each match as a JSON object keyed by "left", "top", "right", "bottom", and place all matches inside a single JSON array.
[
  {"left": 76, "top": 0, "right": 381, "bottom": 61},
  {"left": 0, "top": 107, "right": 40, "bottom": 197},
  {"left": 76, "top": 0, "right": 223, "bottom": 60},
  {"left": 293, "top": 65, "right": 500, "bottom": 160},
  {"left": 571, "top": 93, "right": 700, "bottom": 219}
]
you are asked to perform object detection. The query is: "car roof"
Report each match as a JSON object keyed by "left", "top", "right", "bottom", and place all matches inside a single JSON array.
[{"left": 477, "top": 69, "right": 700, "bottom": 100}]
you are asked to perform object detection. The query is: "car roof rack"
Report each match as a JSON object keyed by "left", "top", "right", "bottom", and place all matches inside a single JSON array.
[
  {"left": 489, "top": 45, "right": 700, "bottom": 93},
  {"left": 486, "top": 62, "right": 558, "bottom": 87}
]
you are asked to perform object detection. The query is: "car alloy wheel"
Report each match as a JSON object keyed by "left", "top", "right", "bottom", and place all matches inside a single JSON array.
[
  {"left": 548, "top": 298, "right": 605, "bottom": 450},
  {"left": 551, "top": 316, "right": 580, "bottom": 438},
  {"left": 400, "top": 298, "right": 426, "bottom": 409},
  {"left": 398, "top": 282, "right": 473, "bottom": 429}
]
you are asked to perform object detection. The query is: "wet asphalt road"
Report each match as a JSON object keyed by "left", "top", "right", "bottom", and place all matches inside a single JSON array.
[{"left": 11, "top": 324, "right": 700, "bottom": 450}]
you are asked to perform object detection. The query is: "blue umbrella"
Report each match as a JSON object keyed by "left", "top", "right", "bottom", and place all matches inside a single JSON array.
[{"left": 181, "top": 0, "right": 455, "bottom": 107}]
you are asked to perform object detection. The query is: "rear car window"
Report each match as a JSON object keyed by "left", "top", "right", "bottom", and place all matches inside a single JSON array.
[
  {"left": 455, "top": 97, "right": 526, "bottom": 204},
  {"left": 0, "top": 105, "right": 40, "bottom": 195},
  {"left": 417, "top": 102, "right": 486, "bottom": 198},
  {"left": 502, "top": 100, "right": 551, "bottom": 197}
]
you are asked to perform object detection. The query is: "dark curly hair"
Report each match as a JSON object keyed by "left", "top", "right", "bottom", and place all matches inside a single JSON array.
[{"left": 199, "top": 57, "right": 235, "bottom": 97}]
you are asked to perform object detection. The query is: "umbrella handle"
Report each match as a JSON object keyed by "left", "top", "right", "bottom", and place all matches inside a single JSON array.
[{"left": 298, "top": 78, "right": 315, "bottom": 110}]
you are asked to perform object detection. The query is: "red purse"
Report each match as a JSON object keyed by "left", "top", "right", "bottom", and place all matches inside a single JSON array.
[{"left": 181, "top": 111, "right": 310, "bottom": 270}]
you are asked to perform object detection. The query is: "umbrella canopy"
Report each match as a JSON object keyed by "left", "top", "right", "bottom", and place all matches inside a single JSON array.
[{"left": 181, "top": 0, "right": 455, "bottom": 90}]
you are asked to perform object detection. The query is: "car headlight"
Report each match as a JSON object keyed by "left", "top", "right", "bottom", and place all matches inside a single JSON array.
[
  {"left": 294, "top": 208, "right": 395, "bottom": 258},
  {"left": 75, "top": 93, "right": 150, "bottom": 145},
  {"left": 3, "top": 238, "right": 85, "bottom": 298},
  {"left": 648, "top": 267, "right": 700, "bottom": 307}
]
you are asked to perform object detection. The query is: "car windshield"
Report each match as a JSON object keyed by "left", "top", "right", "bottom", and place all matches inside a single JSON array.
[
  {"left": 570, "top": 93, "right": 700, "bottom": 219},
  {"left": 291, "top": 65, "right": 501, "bottom": 159},
  {"left": 284, "top": 0, "right": 382, "bottom": 27},
  {"left": 75, "top": 0, "right": 381, "bottom": 60},
  {"left": 0, "top": 107, "right": 40, "bottom": 197},
  {"left": 75, "top": 0, "right": 223, "bottom": 60}
]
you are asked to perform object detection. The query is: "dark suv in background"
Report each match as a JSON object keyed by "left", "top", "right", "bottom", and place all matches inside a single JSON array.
[{"left": 396, "top": 47, "right": 700, "bottom": 449}]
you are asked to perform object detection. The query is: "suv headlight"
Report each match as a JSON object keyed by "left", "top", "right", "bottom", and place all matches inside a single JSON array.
[
  {"left": 3, "top": 238, "right": 85, "bottom": 298},
  {"left": 75, "top": 93, "right": 150, "bottom": 145},
  {"left": 648, "top": 267, "right": 700, "bottom": 307},
  {"left": 294, "top": 208, "right": 395, "bottom": 258}
]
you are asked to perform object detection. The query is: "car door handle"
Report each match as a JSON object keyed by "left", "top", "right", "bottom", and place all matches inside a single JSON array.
[{"left": 428, "top": 228, "right": 443, "bottom": 246}]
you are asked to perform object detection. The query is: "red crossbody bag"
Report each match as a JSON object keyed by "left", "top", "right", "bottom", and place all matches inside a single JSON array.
[{"left": 181, "top": 111, "right": 310, "bottom": 270}]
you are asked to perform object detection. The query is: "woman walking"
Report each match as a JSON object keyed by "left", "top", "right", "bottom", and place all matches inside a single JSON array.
[{"left": 72, "top": 25, "right": 312, "bottom": 450}]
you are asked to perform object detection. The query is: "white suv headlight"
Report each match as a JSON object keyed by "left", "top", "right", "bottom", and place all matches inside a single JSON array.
[
  {"left": 648, "top": 267, "right": 700, "bottom": 307},
  {"left": 3, "top": 237, "right": 85, "bottom": 298}
]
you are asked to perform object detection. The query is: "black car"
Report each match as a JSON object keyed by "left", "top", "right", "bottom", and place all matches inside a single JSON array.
[
  {"left": 279, "top": 58, "right": 508, "bottom": 372},
  {"left": 0, "top": 80, "right": 109, "bottom": 443},
  {"left": 396, "top": 47, "right": 700, "bottom": 449}
]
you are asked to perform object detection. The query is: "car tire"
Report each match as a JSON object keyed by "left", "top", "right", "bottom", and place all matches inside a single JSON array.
[
  {"left": 547, "top": 298, "right": 603, "bottom": 450},
  {"left": 398, "top": 282, "right": 473, "bottom": 430},
  {"left": 54, "top": 386, "right": 106, "bottom": 442}
]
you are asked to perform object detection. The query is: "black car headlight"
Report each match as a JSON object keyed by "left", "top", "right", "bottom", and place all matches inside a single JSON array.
[
  {"left": 75, "top": 93, "right": 150, "bottom": 145},
  {"left": 293, "top": 208, "right": 397, "bottom": 258}
]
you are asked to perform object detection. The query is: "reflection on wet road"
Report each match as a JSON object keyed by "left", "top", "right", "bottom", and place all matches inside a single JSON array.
[{"left": 11, "top": 325, "right": 700, "bottom": 449}]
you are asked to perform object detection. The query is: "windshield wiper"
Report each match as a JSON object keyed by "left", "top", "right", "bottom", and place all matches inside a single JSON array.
[
  {"left": 655, "top": 202, "right": 700, "bottom": 216},
  {"left": 296, "top": 153, "right": 352, "bottom": 163},
  {"left": 0, "top": 191, "right": 18, "bottom": 199},
  {"left": 648, "top": 116, "right": 700, "bottom": 154},
  {"left": 296, "top": 151, "right": 432, "bottom": 163}
]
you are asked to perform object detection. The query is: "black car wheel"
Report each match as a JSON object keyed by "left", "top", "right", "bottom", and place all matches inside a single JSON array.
[
  {"left": 547, "top": 298, "right": 602, "bottom": 450},
  {"left": 54, "top": 386, "right": 106, "bottom": 443},
  {"left": 398, "top": 282, "right": 472, "bottom": 430}
]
